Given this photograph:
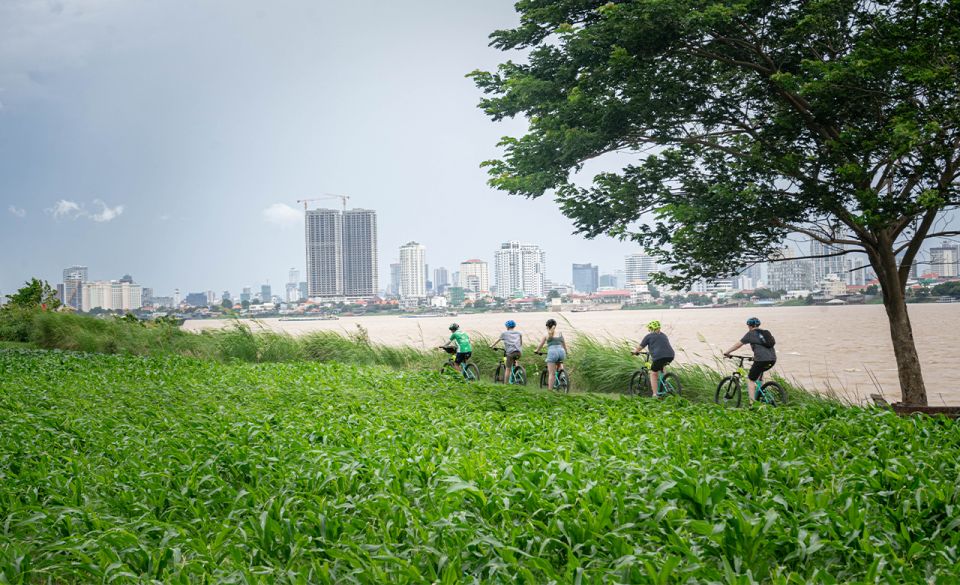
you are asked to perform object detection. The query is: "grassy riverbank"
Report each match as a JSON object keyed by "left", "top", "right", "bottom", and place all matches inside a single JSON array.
[
  {"left": 0, "top": 349, "right": 957, "bottom": 582},
  {"left": 0, "top": 310, "right": 815, "bottom": 403}
]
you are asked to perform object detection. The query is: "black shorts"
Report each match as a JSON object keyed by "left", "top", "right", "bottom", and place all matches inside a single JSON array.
[
  {"left": 455, "top": 351, "right": 472, "bottom": 365},
  {"left": 505, "top": 351, "right": 521, "bottom": 368},
  {"left": 650, "top": 357, "right": 673, "bottom": 372},
  {"left": 748, "top": 360, "right": 775, "bottom": 382}
]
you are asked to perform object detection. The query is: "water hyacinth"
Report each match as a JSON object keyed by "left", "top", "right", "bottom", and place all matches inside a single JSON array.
[{"left": 1, "top": 349, "right": 958, "bottom": 583}]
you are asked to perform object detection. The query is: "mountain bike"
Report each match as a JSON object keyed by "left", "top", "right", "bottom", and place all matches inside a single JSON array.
[
  {"left": 438, "top": 347, "right": 479, "bottom": 382},
  {"left": 628, "top": 351, "right": 681, "bottom": 398},
  {"left": 535, "top": 351, "right": 569, "bottom": 392},
  {"left": 715, "top": 355, "right": 787, "bottom": 407},
  {"left": 493, "top": 348, "right": 527, "bottom": 385}
]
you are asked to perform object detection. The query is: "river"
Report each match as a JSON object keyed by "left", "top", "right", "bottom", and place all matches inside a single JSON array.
[{"left": 184, "top": 303, "right": 960, "bottom": 404}]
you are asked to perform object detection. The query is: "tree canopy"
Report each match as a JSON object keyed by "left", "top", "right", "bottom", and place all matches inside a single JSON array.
[
  {"left": 472, "top": 0, "right": 959, "bottom": 404},
  {"left": 4, "top": 279, "right": 61, "bottom": 311}
]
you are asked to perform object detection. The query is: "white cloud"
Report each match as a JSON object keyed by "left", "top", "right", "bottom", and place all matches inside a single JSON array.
[
  {"left": 8, "top": 205, "right": 26, "bottom": 218},
  {"left": 262, "top": 203, "right": 302, "bottom": 228},
  {"left": 90, "top": 199, "right": 123, "bottom": 222},
  {"left": 48, "top": 199, "right": 82, "bottom": 220}
]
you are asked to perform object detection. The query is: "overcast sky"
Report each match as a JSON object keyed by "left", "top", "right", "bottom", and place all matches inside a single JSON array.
[{"left": 0, "top": 0, "right": 653, "bottom": 297}]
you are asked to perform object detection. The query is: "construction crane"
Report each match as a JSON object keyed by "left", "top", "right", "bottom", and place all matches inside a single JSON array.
[{"left": 296, "top": 193, "right": 351, "bottom": 211}]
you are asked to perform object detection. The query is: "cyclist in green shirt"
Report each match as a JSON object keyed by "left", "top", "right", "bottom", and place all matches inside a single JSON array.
[{"left": 440, "top": 323, "right": 472, "bottom": 374}]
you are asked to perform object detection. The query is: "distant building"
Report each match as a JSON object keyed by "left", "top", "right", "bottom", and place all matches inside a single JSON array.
[
  {"left": 206, "top": 290, "right": 217, "bottom": 305},
  {"left": 459, "top": 259, "right": 490, "bottom": 294},
  {"left": 298, "top": 281, "right": 308, "bottom": 301},
  {"left": 448, "top": 287, "right": 466, "bottom": 306},
  {"left": 185, "top": 292, "right": 208, "bottom": 307},
  {"left": 305, "top": 207, "right": 378, "bottom": 299},
  {"left": 152, "top": 296, "right": 174, "bottom": 309},
  {"left": 222, "top": 290, "right": 232, "bottom": 303},
  {"left": 81, "top": 281, "right": 142, "bottom": 312},
  {"left": 62, "top": 265, "right": 89, "bottom": 310},
  {"left": 342, "top": 209, "right": 378, "bottom": 297},
  {"left": 767, "top": 247, "right": 814, "bottom": 291},
  {"left": 810, "top": 240, "right": 846, "bottom": 282},
  {"left": 399, "top": 242, "right": 426, "bottom": 299},
  {"left": 388, "top": 263, "right": 401, "bottom": 297},
  {"left": 929, "top": 243, "right": 959, "bottom": 278},
  {"left": 240, "top": 287, "right": 252, "bottom": 303},
  {"left": 494, "top": 241, "right": 545, "bottom": 298},
  {"left": 142, "top": 288, "right": 154, "bottom": 306},
  {"left": 288, "top": 268, "right": 300, "bottom": 284},
  {"left": 625, "top": 253, "right": 656, "bottom": 285},
  {"left": 845, "top": 256, "right": 867, "bottom": 286},
  {"left": 599, "top": 273, "right": 618, "bottom": 288},
  {"left": 433, "top": 267, "right": 450, "bottom": 294},
  {"left": 260, "top": 284, "right": 272, "bottom": 303},
  {"left": 572, "top": 263, "right": 599, "bottom": 293}
]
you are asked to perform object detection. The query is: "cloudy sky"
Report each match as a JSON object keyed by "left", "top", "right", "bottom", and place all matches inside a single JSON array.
[{"left": 0, "top": 0, "right": 648, "bottom": 298}]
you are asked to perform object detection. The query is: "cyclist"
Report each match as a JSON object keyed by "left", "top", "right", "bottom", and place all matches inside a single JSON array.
[
  {"left": 632, "top": 320, "right": 675, "bottom": 397},
  {"left": 724, "top": 317, "right": 777, "bottom": 403},
  {"left": 535, "top": 318, "right": 567, "bottom": 390},
  {"left": 440, "top": 323, "right": 472, "bottom": 374},
  {"left": 490, "top": 320, "right": 523, "bottom": 383}
]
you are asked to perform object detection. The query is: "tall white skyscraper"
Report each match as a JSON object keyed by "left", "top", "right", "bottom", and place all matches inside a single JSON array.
[
  {"left": 625, "top": 253, "right": 657, "bottom": 284},
  {"left": 810, "top": 240, "right": 846, "bottom": 282},
  {"left": 929, "top": 243, "right": 959, "bottom": 278},
  {"left": 399, "top": 242, "right": 426, "bottom": 299},
  {"left": 459, "top": 259, "right": 490, "bottom": 294},
  {"left": 62, "top": 265, "right": 88, "bottom": 309},
  {"left": 494, "top": 241, "right": 545, "bottom": 298},
  {"left": 305, "top": 208, "right": 378, "bottom": 299}
]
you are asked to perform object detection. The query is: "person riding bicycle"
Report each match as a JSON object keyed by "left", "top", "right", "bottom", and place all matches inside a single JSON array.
[
  {"left": 490, "top": 320, "right": 523, "bottom": 382},
  {"left": 440, "top": 323, "right": 472, "bottom": 374},
  {"left": 633, "top": 320, "right": 675, "bottom": 397},
  {"left": 535, "top": 318, "right": 567, "bottom": 390},
  {"left": 724, "top": 317, "right": 777, "bottom": 402}
]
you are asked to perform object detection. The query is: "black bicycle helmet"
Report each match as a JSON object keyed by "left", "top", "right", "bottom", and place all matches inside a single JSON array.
[{"left": 449, "top": 323, "right": 459, "bottom": 331}]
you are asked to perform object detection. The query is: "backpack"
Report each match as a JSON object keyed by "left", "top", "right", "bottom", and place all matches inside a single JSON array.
[{"left": 757, "top": 329, "right": 776, "bottom": 348}]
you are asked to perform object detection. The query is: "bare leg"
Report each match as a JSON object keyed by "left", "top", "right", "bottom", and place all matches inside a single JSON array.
[
  {"left": 547, "top": 362, "right": 556, "bottom": 390},
  {"left": 649, "top": 371, "right": 659, "bottom": 397}
]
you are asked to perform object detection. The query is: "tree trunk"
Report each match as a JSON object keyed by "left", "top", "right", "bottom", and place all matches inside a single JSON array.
[{"left": 871, "top": 247, "right": 928, "bottom": 406}]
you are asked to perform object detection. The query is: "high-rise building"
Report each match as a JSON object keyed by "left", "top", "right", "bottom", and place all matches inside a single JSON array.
[
  {"left": 305, "top": 208, "right": 378, "bottom": 299},
  {"left": 929, "top": 243, "right": 959, "bottom": 278},
  {"left": 810, "top": 240, "right": 847, "bottom": 282},
  {"left": 240, "top": 287, "right": 252, "bottom": 303},
  {"left": 494, "top": 241, "right": 545, "bottom": 298},
  {"left": 459, "top": 259, "right": 490, "bottom": 294},
  {"left": 399, "top": 242, "right": 426, "bottom": 299},
  {"left": 434, "top": 267, "right": 450, "bottom": 294},
  {"left": 142, "top": 288, "right": 154, "bottom": 306},
  {"left": 844, "top": 256, "right": 867, "bottom": 286},
  {"left": 599, "top": 274, "right": 618, "bottom": 288},
  {"left": 389, "top": 263, "right": 401, "bottom": 297},
  {"left": 342, "top": 209, "right": 378, "bottom": 297},
  {"left": 288, "top": 268, "right": 300, "bottom": 284},
  {"left": 767, "top": 247, "right": 815, "bottom": 291},
  {"left": 81, "top": 281, "right": 142, "bottom": 312},
  {"left": 185, "top": 292, "right": 207, "bottom": 307},
  {"left": 62, "top": 265, "right": 89, "bottom": 310},
  {"left": 222, "top": 290, "right": 232, "bottom": 303},
  {"left": 572, "top": 263, "right": 599, "bottom": 293},
  {"left": 298, "top": 281, "right": 308, "bottom": 301},
  {"left": 206, "top": 290, "right": 217, "bottom": 305},
  {"left": 625, "top": 253, "right": 656, "bottom": 285},
  {"left": 260, "top": 284, "right": 272, "bottom": 303},
  {"left": 306, "top": 208, "right": 343, "bottom": 298}
]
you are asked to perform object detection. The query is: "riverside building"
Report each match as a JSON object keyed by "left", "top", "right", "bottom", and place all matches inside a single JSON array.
[
  {"left": 494, "top": 241, "right": 545, "bottom": 298},
  {"left": 305, "top": 208, "right": 378, "bottom": 300},
  {"left": 399, "top": 242, "right": 426, "bottom": 299}
]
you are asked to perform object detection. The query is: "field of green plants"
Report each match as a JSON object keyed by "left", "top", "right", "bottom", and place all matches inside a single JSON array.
[{"left": 1, "top": 349, "right": 958, "bottom": 583}]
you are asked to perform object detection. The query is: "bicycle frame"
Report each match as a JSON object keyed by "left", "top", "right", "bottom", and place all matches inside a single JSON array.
[
  {"left": 727, "top": 357, "right": 770, "bottom": 401},
  {"left": 635, "top": 352, "right": 674, "bottom": 396},
  {"left": 495, "top": 349, "right": 523, "bottom": 384}
]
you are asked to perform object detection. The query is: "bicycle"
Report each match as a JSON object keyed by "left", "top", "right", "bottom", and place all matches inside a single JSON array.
[
  {"left": 493, "top": 348, "right": 527, "bottom": 385},
  {"left": 628, "top": 351, "right": 681, "bottom": 398},
  {"left": 438, "top": 347, "right": 480, "bottom": 382},
  {"left": 715, "top": 355, "right": 787, "bottom": 407},
  {"left": 535, "top": 351, "right": 569, "bottom": 392}
]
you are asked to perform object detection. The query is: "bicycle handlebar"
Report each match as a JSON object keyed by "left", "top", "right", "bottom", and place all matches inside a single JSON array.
[{"left": 724, "top": 354, "right": 754, "bottom": 365}]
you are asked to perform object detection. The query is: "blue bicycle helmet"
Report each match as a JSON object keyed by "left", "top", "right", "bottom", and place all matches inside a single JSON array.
[
  {"left": 746, "top": 317, "right": 761, "bottom": 327},
  {"left": 505, "top": 320, "right": 516, "bottom": 328}
]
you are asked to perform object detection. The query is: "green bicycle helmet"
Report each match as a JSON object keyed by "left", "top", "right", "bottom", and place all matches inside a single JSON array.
[{"left": 647, "top": 320, "right": 661, "bottom": 331}]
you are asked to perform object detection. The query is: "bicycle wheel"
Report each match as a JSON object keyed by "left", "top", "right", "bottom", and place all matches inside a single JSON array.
[
  {"left": 715, "top": 376, "right": 742, "bottom": 407},
  {"left": 539, "top": 369, "right": 548, "bottom": 388},
  {"left": 628, "top": 370, "right": 649, "bottom": 396},
  {"left": 556, "top": 370, "right": 570, "bottom": 393},
  {"left": 661, "top": 372, "right": 681, "bottom": 397},
  {"left": 759, "top": 381, "right": 787, "bottom": 406},
  {"left": 464, "top": 363, "right": 480, "bottom": 382},
  {"left": 494, "top": 363, "right": 504, "bottom": 383},
  {"left": 513, "top": 365, "right": 527, "bottom": 386}
]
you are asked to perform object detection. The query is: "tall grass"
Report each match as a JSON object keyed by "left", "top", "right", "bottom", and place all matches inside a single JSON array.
[{"left": 2, "top": 310, "right": 825, "bottom": 402}]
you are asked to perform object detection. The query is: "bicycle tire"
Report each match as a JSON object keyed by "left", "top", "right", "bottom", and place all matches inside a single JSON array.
[
  {"left": 513, "top": 365, "right": 527, "bottom": 386},
  {"left": 759, "top": 381, "right": 787, "bottom": 406},
  {"left": 557, "top": 370, "right": 570, "bottom": 393},
  {"left": 464, "top": 363, "right": 480, "bottom": 382},
  {"left": 629, "top": 369, "right": 649, "bottom": 396},
  {"left": 661, "top": 372, "right": 681, "bottom": 397},
  {"left": 715, "top": 376, "right": 742, "bottom": 407},
  {"left": 539, "top": 369, "right": 548, "bottom": 388},
  {"left": 494, "top": 364, "right": 504, "bottom": 383}
]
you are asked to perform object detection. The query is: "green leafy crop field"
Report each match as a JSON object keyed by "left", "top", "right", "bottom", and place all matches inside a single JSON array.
[{"left": 0, "top": 350, "right": 958, "bottom": 583}]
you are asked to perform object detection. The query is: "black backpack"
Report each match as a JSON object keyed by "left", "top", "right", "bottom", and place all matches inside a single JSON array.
[{"left": 757, "top": 329, "right": 776, "bottom": 348}]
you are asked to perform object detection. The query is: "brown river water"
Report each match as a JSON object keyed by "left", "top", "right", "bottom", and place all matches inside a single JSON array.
[{"left": 184, "top": 304, "right": 960, "bottom": 405}]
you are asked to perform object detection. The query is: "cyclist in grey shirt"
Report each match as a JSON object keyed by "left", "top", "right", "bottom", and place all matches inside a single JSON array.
[
  {"left": 490, "top": 320, "right": 523, "bottom": 378},
  {"left": 632, "top": 320, "right": 675, "bottom": 397},
  {"left": 725, "top": 317, "right": 777, "bottom": 402}
]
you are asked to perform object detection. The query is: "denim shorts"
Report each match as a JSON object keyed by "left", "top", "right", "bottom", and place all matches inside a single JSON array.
[{"left": 546, "top": 346, "right": 566, "bottom": 364}]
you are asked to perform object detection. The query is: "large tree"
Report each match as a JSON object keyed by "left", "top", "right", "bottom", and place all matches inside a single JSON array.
[{"left": 472, "top": 0, "right": 960, "bottom": 405}]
